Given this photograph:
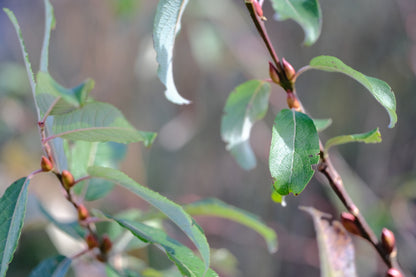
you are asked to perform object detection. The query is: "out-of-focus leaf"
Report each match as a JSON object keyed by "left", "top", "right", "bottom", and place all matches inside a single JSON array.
[
  {"left": 221, "top": 80, "right": 271, "bottom": 170},
  {"left": 0, "top": 177, "right": 30, "bottom": 277},
  {"left": 324, "top": 128, "right": 381, "bottom": 154},
  {"left": 269, "top": 109, "right": 320, "bottom": 196},
  {"left": 67, "top": 141, "right": 127, "bottom": 201},
  {"left": 153, "top": 0, "right": 191, "bottom": 104},
  {"left": 39, "top": 0, "right": 55, "bottom": 72},
  {"left": 36, "top": 72, "right": 94, "bottom": 116},
  {"left": 313, "top": 118, "right": 332, "bottom": 132},
  {"left": 51, "top": 102, "right": 156, "bottom": 145},
  {"left": 309, "top": 56, "right": 397, "bottom": 128},
  {"left": 37, "top": 199, "right": 86, "bottom": 239},
  {"left": 301, "top": 207, "right": 357, "bottom": 277},
  {"left": 28, "top": 255, "right": 71, "bottom": 277},
  {"left": 183, "top": 198, "right": 277, "bottom": 253},
  {"left": 270, "top": 0, "right": 322, "bottom": 45},
  {"left": 87, "top": 166, "right": 210, "bottom": 272},
  {"left": 107, "top": 215, "right": 218, "bottom": 277}
]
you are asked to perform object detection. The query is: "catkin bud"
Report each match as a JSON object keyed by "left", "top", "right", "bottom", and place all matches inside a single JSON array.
[
  {"left": 386, "top": 268, "right": 402, "bottom": 277},
  {"left": 269, "top": 62, "right": 280, "bottom": 84},
  {"left": 77, "top": 204, "right": 89, "bottom": 221},
  {"left": 340, "top": 212, "right": 362, "bottom": 236},
  {"left": 61, "top": 170, "right": 75, "bottom": 190},
  {"left": 85, "top": 233, "right": 99, "bottom": 249},
  {"left": 281, "top": 58, "right": 296, "bottom": 81},
  {"left": 381, "top": 228, "right": 396, "bottom": 254},
  {"left": 100, "top": 235, "right": 113, "bottom": 254},
  {"left": 40, "top": 156, "right": 53, "bottom": 172}
]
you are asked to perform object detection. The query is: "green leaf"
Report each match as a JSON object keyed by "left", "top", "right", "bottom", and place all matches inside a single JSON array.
[
  {"left": 40, "top": 0, "right": 56, "bottom": 72},
  {"left": 87, "top": 166, "right": 211, "bottom": 272},
  {"left": 309, "top": 56, "right": 397, "bottom": 128},
  {"left": 153, "top": 0, "right": 191, "bottom": 104},
  {"left": 183, "top": 198, "right": 277, "bottom": 253},
  {"left": 270, "top": 0, "right": 322, "bottom": 45},
  {"left": 3, "top": 8, "right": 37, "bottom": 111},
  {"left": 36, "top": 72, "right": 94, "bottom": 117},
  {"left": 313, "top": 118, "right": 332, "bottom": 132},
  {"left": 221, "top": 80, "right": 271, "bottom": 170},
  {"left": 301, "top": 207, "right": 357, "bottom": 277},
  {"left": 67, "top": 141, "right": 127, "bottom": 201},
  {"left": 28, "top": 255, "right": 72, "bottom": 277},
  {"left": 106, "top": 216, "right": 219, "bottom": 277},
  {"left": 324, "top": 128, "right": 381, "bottom": 154},
  {"left": 51, "top": 102, "right": 156, "bottom": 145},
  {"left": 269, "top": 109, "right": 320, "bottom": 196},
  {"left": 0, "top": 177, "right": 30, "bottom": 277}
]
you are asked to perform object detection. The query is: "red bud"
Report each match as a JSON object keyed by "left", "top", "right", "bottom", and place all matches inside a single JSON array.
[
  {"left": 286, "top": 92, "right": 301, "bottom": 111},
  {"left": 281, "top": 58, "right": 296, "bottom": 81},
  {"left": 340, "top": 212, "right": 362, "bottom": 236},
  {"left": 61, "top": 170, "right": 75, "bottom": 190},
  {"left": 41, "top": 156, "right": 53, "bottom": 172},
  {"left": 253, "top": 1, "right": 266, "bottom": 21},
  {"left": 386, "top": 268, "right": 403, "bottom": 277},
  {"left": 100, "top": 235, "right": 113, "bottom": 254},
  {"left": 77, "top": 204, "right": 89, "bottom": 221},
  {"left": 85, "top": 233, "right": 99, "bottom": 249},
  {"left": 269, "top": 62, "right": 280, "bottom": 84},
  {"left": 381, "top": 228, "right": 396, "bottom": 254}
]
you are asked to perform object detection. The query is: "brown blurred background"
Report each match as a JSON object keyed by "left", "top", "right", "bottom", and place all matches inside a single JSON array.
[{"left": 0, "top": 0, "right": 415, "bottom": 276}]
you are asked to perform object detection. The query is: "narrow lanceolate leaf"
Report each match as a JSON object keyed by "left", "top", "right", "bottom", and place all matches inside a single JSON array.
[
  {"left": 3, "top": 9, "right": 38, "bottom": 115},
  {"left": 51, "top": 102, "right": 157, "bottom": 145},
  {"left": 269, "top": 109, "right": 319, "bottom": 196},
  {"left": 40, "top": 0, "right": 56, "bottom": 72},
  {"left": 270, "top": 0, "right": 322, "bottom": 45},
  {"left": 36, "top": 72, "right": 94, "bottom": 116},
  {"left": 87, "top": 166, "right": 211, "bottom": 273},
  {"left": 0, "top": 177, "right": 30, "bottom": 277},
  {"left": 301, "top": 207, "right": 357, "bottom": 277},
  {"left": 324, "top": 128, "right": 381, "bottom": 154},
  {"left": 153, "top": 0, "right": 190, "bottom": 104},
  {"left": 309, "top": 56, "right": 397, "bottom": 128},
  {"left": 221, "top": 80, "right": 271, "bottom": 170},
  {"left": 107, "top": 216, "right": 219, "bottom": 277},
  {"left": 184, "top": 198, "right": 277, "bottom": 253},
  {"left": 28, "top": 255, "right": 72, "bottom": 277}
]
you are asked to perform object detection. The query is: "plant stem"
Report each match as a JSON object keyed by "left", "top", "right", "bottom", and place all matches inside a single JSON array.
[{"left": 244, "top": 1, "right": 402, "bottom": 272}]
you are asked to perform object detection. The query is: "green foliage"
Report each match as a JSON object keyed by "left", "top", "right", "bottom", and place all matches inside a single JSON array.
[
  {"left": 153, "top": 0, "right": 190, "bottom": 104},
  {"left": 313, "top": 118, "right": 332, "bottom": 132},
  {"left": 221, "top": 80, "right": 271, "bottom": 170},
  {"left": 183, "top": 198, "right": 278, "bottom": 253},
  {"left": 270, "top": 0, "right": 322, "bottom": 45},
  {"left": 28, "top": 255, "right": 71, "bottom": 277},
  {"left": 324, "top": 128, "right": 382, "bottom": 154},
  {"left": 0, "top": 178, "right": 30, "bottom": 277},
  {"left": 269, "top": 109, "right": 320, "bottom": 196},
  {"left": 106, "top": 215, "right": 219, "bottom": 277},
  {"left": 308, "top": 56, "right": 397, "bottom": 128},
  {"left": 51, "top": 102, "right": 156, "bottom": 145},
  {"left": 87, "top": 166, "right": 211, "bottom": 272}
]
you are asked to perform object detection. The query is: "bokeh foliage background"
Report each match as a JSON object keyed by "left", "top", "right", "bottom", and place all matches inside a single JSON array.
[{"left": 0, "top": 0, "right": 415, "bottom": 276}]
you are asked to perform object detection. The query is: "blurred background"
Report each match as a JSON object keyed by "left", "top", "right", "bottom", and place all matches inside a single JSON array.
[{"left": 0, "top": 0, "right": 415, "bottom": 276}]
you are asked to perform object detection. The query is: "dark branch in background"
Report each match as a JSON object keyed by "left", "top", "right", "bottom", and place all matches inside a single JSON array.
[{"left": 244, "top": 0, "right": 402, "bottom": 273}]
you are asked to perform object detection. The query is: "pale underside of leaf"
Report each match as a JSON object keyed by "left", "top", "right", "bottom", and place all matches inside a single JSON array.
[
  {"left": 270, "top": 0, "right": 322, "bottom": 45},
  {"left": 301, "top": 207, "right": 357, "bottom": 277},
  {"left": 153, "top": 0, "right": 191, "bottom": 104},
  {"left": 309, "top": 56, "right": 397, "bottom": 128},
  {"left": 221, "top": 80, "right": 271, "bottom": 170},
  {"left": 324, "top": 128, "right": 381, "bottom": 154}
]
